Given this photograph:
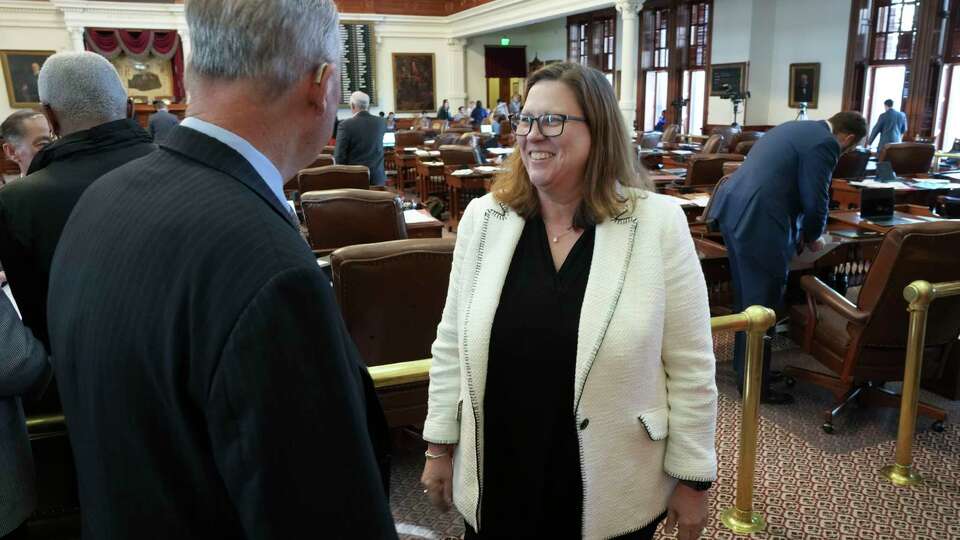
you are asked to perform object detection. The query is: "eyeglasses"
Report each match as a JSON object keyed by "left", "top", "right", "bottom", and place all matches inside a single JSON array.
[{"left": 513, "top": 113, "right": 587, "bottom": 137}]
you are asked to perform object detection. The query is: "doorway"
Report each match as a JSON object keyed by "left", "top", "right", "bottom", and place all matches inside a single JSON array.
[{"left": 484, "top": 45, "right": 526, "bottom": 110}]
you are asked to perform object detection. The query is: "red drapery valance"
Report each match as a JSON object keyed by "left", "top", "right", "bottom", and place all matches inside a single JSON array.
[{"left": 84, "top": 28, "right": 185, "bottom": 101}]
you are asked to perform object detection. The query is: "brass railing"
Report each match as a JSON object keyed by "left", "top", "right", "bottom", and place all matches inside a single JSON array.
[
  {"left": 880, "top": 280, "right": 960, "bottom": 487},
  {"left": 26, "top": 306, "right": 777, "bottom": 535}
]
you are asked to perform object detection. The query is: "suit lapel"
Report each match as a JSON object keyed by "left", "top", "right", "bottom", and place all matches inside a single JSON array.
[
  {"left": 462, "top": 201, "right": 524, "bottom": 408},
  {"left": 161, "top": 126, "right": 298, "bottom": 231},
  {"left": 574, "top": 214, "right": 638, "bottom": 411}
]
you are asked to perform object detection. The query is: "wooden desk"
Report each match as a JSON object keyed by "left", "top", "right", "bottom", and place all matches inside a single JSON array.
[
  {"left": 831, "top": 178, "right": 954, "bottom": 210},
  {"left": 445, "top": 169, "right": 494, "bottom": 230},
  {"left": 415, "top": 160, "right": 447, "bottom": 203},
  {"left": 828, "top": 208, "right": 943, "bottom": 233},
  {"left": 404, "top": 209, "right": 443, "bottom": 238}
]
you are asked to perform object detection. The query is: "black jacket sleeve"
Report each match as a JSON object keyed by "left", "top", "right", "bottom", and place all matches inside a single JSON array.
[{"left": 205, "top": 266, "right": 397, "bottom": 539}]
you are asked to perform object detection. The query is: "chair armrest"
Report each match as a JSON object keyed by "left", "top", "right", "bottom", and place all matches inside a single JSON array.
[
  {"left": 799, "top": 275, "right": 870, "bottom": 325},
  {"left": 368, "top": 359, "right": 432, "bottom": 389}
]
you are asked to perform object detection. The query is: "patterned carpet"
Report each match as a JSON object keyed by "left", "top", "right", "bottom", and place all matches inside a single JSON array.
[{"left": 389, "top": 333, "right": 960, "bottom": 539}]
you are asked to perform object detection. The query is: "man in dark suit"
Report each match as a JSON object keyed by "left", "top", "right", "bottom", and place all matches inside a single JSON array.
[
  {"left": 147, "top": 99, "right": 179, "bottom": 143},
  {"left": 707, "top": 112, "right": 866, "bottom": 403},
  {"left": 0, "top": 51, "right": 154, "bottom": 352},
  {"left": 868, "top": 98, "right": 908, "bottom": 152},
  {"left": 46, "top": 1, "right": 396, "bottom": 538},
  {"left": 334, "top": 90, "right": 386, "bottom": 185}
]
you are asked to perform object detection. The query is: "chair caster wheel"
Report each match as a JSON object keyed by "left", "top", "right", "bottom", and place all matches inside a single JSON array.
[
  {"left": 784, "top": 376, "right": 796, "bottom": 388},
  {"left": 932, "top": 421, "right": 945, "bottom": 433},
  {"left": 822, "top": 422, "right": 835, "bottom": 434}
]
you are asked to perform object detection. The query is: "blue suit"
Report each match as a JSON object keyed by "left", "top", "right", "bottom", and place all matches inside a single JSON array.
[
  {"left": 708, "top": 121, "right": 840, "bottom": 387},
  {"left": 868, "top": 109, "right": 907, "bottom": 152},
  {"left": 0, "top": 289, "right": 50, "bottom": 536}
]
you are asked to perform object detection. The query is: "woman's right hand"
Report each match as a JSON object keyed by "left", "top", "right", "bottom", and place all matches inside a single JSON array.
[{"left": 421, "top": 444, "right": 455, "bottom": 512}]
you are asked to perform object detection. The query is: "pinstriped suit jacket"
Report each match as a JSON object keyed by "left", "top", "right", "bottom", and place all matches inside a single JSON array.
[{"left": 0, "top": 288, "right": 50, "bottom": 536}]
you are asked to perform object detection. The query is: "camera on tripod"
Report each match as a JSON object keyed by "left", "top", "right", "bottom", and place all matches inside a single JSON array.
[{"left": 719, "top": 83, "right": 750, "bottom": 102}]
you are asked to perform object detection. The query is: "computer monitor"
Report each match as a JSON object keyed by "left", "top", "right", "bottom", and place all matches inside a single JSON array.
[
  {"left": 382, "top": 132, "right": 396, "bottom": 147},
  {"left": 860, "top": 187, "right": 895, "bottom": 220},
  {"left": 480, "top": 124, "right": 493, "bottom": 134}
]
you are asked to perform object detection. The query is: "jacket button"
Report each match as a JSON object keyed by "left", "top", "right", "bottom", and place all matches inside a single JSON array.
[{"left": 579, "top": 418, "right": 589, "bottom": 430}]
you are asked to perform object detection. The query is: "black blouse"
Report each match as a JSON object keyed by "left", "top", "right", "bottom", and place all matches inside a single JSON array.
[{"left": 476, "top": 216, "right": 596, "bottom": 538}]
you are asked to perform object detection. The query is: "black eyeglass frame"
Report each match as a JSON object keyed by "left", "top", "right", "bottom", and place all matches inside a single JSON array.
[{"left": 512, "top": 113, "right": 588, "bottom": 137}]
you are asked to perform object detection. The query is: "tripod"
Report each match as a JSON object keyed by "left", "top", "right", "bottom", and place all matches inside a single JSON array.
[{"left": 795, "top": 102, "right": 809, "bottom": 121}]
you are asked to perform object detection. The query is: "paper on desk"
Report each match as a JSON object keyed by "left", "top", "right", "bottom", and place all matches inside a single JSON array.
[
  {"left": 849, "top": 180, "right": 913, "bottom": 190},
  {"left": 403, "top": 147, "right": 419, "bottom": 152},
  {"left": 421, "top": 161, "right": 444, "bottom": 166},
  {"left": 404, "top": 210, "right": 437, "bottom": 224},
  {"left": 474, "top": 166, "right": 503, "bottom": 173},
  {"left": 425, "top": 140, "right": 436, "bottom": 145},
  {"left": 429, "top": 150, "right": 441, "bottom": 156},
  {"left": 415, "top": 150, "right": 430, "bottom": 157},
  {"left": 487, "top": 148, "right": 515, "bottom": 155},
  {"left": 670, "top": 150, "right": 694, "bottom": 155},
  {"left": 450, "top": 169, "right": 474, "bottom": 176},
  {"left": 682, "top": 194, "right": 710, "bottom": 207}
]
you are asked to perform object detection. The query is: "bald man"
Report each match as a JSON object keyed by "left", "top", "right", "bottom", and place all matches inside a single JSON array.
[
  {"left": 1, "top": 110, "right": 52, "bottom": 178},
  {"left": 0, "top": 51, "right": 155, "bottom": 352}
]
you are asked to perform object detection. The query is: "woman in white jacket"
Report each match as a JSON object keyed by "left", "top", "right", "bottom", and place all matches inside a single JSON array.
[{"left": 421, "top": 62, "right": 718, "bottom": 540}]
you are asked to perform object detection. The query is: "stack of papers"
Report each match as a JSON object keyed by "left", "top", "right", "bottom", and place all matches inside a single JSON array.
[
  {"left": 421, "top": 161, "right": 444, "bottom": 166},
  {"left": 404, "top": 210, "right": 437, "bottom": 224},
  {"left": 451, "top": 169, "right": 475, "bottom": 176},
  {"left": 849, "top": 180, "right": 912, "bottom": 190}
]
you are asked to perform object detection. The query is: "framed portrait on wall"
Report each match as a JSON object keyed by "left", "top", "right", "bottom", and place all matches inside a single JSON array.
[
  {"left": 1, "top": 50, "right": 55, "bottom": 108},
  {"left": 709, "top": 62, "right": 748, "bottom": 97},
  {"left": 789, "top": 63, "right": 820, "bottom": 109},
  {"left": 392, "top": 53, "right": 435, "bottom": 113}
]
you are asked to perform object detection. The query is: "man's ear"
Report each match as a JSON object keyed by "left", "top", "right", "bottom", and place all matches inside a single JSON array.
[
  {"left": 41, "top": 104, "right": 61, "bottom": 137},
  {"left": 2, "top": 142, "right": 16, "bottom": 162},
  {"left": 309, "top": 63, "right": 337, "bottom": 116}
]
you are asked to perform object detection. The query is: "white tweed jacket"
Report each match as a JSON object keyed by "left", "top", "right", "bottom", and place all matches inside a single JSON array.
[{"left": 423, "top": 190, "right": 718, "bottom": 539}]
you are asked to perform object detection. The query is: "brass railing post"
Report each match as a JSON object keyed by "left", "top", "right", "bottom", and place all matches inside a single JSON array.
[
  {"left": 720, "top": 305, "right": 776, "bottom": 535},
  {"left": 881, "top": 280, "right": 960, "bottom": 486}
]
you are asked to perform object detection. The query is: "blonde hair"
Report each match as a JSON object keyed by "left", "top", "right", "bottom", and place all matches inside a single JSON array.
[{"left": 493, "top": 62, "right": 652, "bottom": 227}]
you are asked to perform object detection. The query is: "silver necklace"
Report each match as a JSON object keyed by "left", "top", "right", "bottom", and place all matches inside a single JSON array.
[{"left": 550, "top": 226, "right": 575, "bottom": 243}]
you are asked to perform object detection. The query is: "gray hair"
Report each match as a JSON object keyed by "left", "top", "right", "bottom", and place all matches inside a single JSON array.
[
  {"left": 1, "top": 110, "right": 45, "bottom": 145},
  {"left": 186, "top": 0, "right": 341, "bottom": 95},
  {"left": 350, "top": 91, "right": 370, "bottom": 111},
  {"left": 38, "top": 52, "right": 127, "bottom": 130}
]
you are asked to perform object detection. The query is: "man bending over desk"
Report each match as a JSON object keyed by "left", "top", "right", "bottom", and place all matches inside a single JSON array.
[{"left": 708, "top": 112, "right": 867, "bottom": 404}]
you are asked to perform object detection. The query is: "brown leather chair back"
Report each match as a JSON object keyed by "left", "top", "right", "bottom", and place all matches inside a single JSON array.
[
  {"left": 298, "top": 165, "right": 370, "bottom": 192},
  {"left": 729, "top": 130, "right": 763, "bottom": 151},
  {"left": 733, "top": 140, "right": 757, "bottom": 155},
  {"left": 307, "top": 154, "right": 335, "bottom": 169},
  {"left": 709, "top": 125, "right": 742, "bottom": 152},
  {"left": 683, "top": 153, "right": 745, "bottom": 188},
  {"left": 661, "top": 124, "right": 679, "bottom": 144},
  {"left": 833, "top": 148, "right": 871, "bottom": 178},
  {"left": 395, "top": 130, "right": 426, "bottom": 148},
  {"left": 439, "top": 145, "right": 478, "bottom": 166},
  {"left": 300, "top": 188, "right": 406, "bottom": 255},
  {"left": 701, "top": 134, "right": 723, "bottom": 154},
  {"left": 445, "top": 127, "right": 473, "bottom": 135},
  {"left": 877, "top": 142, "right": 936, "bottom": 175},
  {"left": 331, "top": 238, "right": 454, "bottom": 367},
  {"left": 639, "top": 131, "right": 662, "bottom": 149},
  {"left": 854, "top": 222, "right": 960, "bottom": 351}
]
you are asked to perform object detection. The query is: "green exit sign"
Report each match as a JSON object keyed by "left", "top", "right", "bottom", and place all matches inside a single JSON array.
[{"left": 500, "top": 37, "right": 511, "bottom": 46}]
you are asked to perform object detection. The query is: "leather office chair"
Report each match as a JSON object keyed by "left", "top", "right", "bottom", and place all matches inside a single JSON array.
[
  {"left": 728, "top": 130, "right": 763, "bottom": 152},
  {"left": 785, "top": 221, "right": 960, "bottom": 433},
  {"left": 395, "top": 130, "right": 426, "bottom": 148},
  {"left": 639, "top": 131, "right": 662, "bottom": 149},
  {"left": 877, "top": 142, "right": 936, "bottom": 176},
  {"left": 445, "top": 126, "right": 473, "bottom": 135},
  {"left": 439, "top": 145, "right": 478, "bottom": 167},
  {"left": 436, "top": 132, "right": 461, "bottom": 147},
  {"left": 330, "top": 238, "right": 454, "bottom": 427},
  {"left": 661, "top": 124, "right": 679, "bottom": 144},
  {"left": 298, "top": 165, "right": 370, "bottom": 193},
  {"left": 733, "top": 140, "right": 756, "bottom": 155},
  {"left": 307, "top": 154, "right": 335, "bottom": 169},
  {"left": 679, "top": 153, "right": 744, "bottom": 190},
  {"left": 833, "top": 148, "right": 871, "bottom": 178},
  {"left": 300, "top": 188, "right": 407, "bottom": 256},
  {"left": 701, "top": 134, "right": 723, "bottom": 154},
  {"left": 709, "top": 125, "right": 742, "bottom": 152}
]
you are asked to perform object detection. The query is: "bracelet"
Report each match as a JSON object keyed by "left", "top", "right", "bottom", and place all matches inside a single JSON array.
[{"left": 424, "top": 450, "right": 448, "bottom": 460}]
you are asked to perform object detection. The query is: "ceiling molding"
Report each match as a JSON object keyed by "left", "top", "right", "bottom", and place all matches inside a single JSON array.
[
  {"left": 52, "top": 0, "right": 185, "bottom": 30},
  {"left": 447, "top": 0, "right": 615, "bottom": 37}
]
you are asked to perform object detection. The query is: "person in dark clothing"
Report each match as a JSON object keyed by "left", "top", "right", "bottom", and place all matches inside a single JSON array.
[
  {"left": 470, "top": 99, "right": 488, "bottom": 127},
  {"left": 147, "top": 99, "right": 179, "bottom": 143},
  {"left": 0, "top": 51, "right": 155, "bottom": 353},
  {"left": 707, "top": 112, "right": 866, "bottom": 404},
  {"left": 335, "top": 91, "right": 387, "bottom": 186},
  {"left": 437, "top": 99, "right": 451, "bottom": 121},
  {"left": 46, "top": 2, "right": 396, "bottom": 538}
]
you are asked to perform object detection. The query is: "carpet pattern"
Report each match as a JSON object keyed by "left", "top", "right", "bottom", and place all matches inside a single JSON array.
[{"left": 390, "top": 333, "right": 960, "bottom": 539}]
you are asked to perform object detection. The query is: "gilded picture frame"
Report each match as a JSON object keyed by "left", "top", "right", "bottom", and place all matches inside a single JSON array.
[
  {"left": 392, "top": 53, "right": 436, "bottom": 113},
  {"left": 1, "top": 50, "right": 55, "bottom": 108}
]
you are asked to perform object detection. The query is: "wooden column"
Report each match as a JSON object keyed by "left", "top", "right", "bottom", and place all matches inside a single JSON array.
[{"left": 904, "top": 0, "right": 949, "bottom": 140}]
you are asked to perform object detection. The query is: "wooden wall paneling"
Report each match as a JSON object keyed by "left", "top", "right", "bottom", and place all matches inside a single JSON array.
[
  {"left": 842, "top": 0, "right": 873, "bottom": 113},
  {"left": 336, "top": 0, "right": 492, "bottom": 16},
  {"left": 904, "top": 0, "right": 949, "bottom": 140}
]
